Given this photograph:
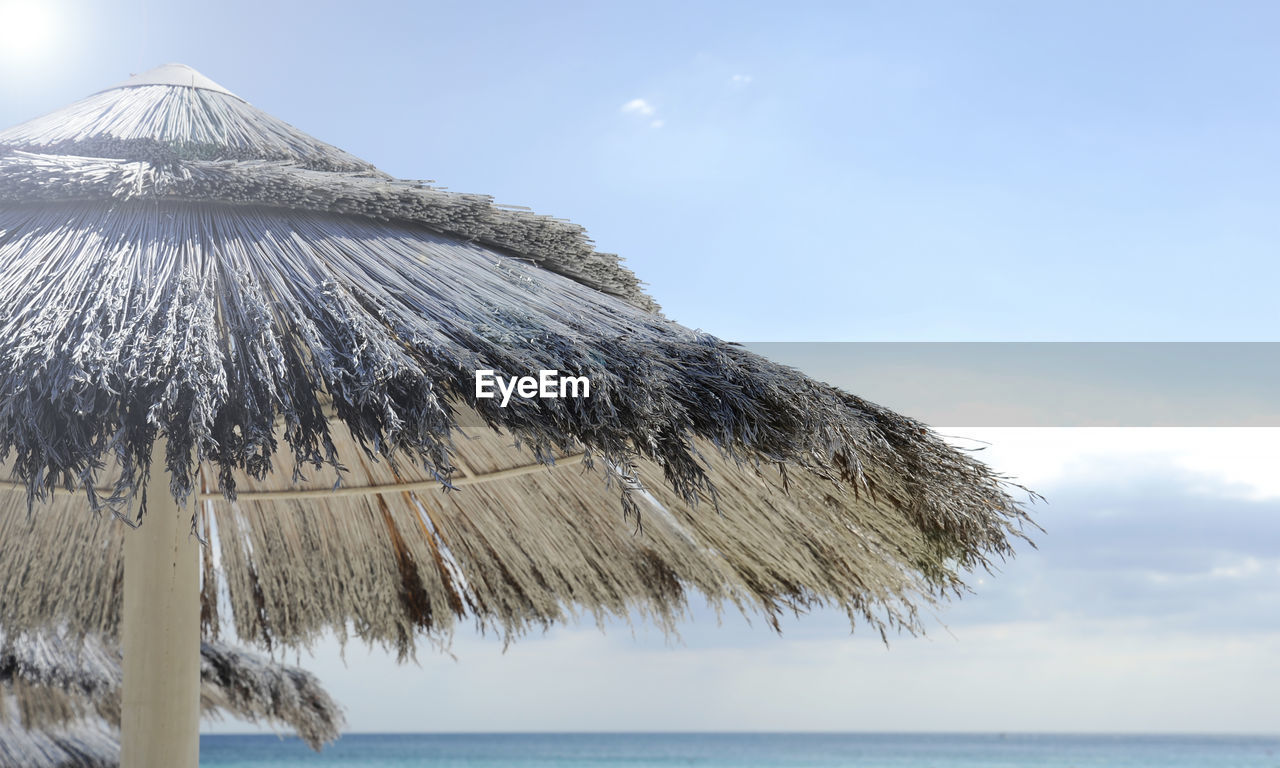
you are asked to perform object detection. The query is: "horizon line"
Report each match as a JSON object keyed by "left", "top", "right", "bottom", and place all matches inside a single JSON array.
[{"left": 200, "top": 730, "right": 1280, "bottom": 738}]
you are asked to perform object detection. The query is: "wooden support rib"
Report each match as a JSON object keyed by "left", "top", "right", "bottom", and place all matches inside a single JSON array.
[
  {"left": 198, "top": 453, "right": 586, "bottom": 502},
  {"left": 1, "top": 453, "right": 587, "bottom": 502}
]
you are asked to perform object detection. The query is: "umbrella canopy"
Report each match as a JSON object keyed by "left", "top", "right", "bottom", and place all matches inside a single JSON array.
[
  {"left": 0, "top": 64, "right": 1033, "bottom": 658},
  {"left": 1, "top": 632, "right": 343, "bottom": 752}
]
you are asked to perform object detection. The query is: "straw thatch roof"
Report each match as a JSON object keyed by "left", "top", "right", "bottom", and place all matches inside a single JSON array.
[
  {"left": 0, "top": 632, "right": 343, "bottom": 752},
  {"left": 0, "top": 64, "right": 1034, "bottom": 655}
]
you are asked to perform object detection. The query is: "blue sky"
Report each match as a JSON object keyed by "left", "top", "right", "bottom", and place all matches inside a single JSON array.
[
  {"left": 3, "top": 1, "right": 1280, "bottom": 341},
  {"left": 1, "top": 0, "right": 1278, "bottom": 735}
]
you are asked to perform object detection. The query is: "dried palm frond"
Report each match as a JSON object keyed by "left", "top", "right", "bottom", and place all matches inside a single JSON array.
[
  {"left": 0, "top": 633, "right": 342, "bottom": 750},
  {"left": 0, "top": 715, "right": 116, "bottom": 768},
  {"left": 0, "top": 152, "right": 652, "bottom": 308}
]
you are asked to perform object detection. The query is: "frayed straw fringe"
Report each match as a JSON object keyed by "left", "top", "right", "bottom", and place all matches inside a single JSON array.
[
  {"left": 0, "top": 714, "right": 116, "bottom": 768},
  {"left": 0, "top": 633, "right": 343, "bottom": 751},
  {"left": 2, "top": 421, "right": 1024, "bottom": 655},
  {"left": 202, "top": 643, "right": 342, "bottom": 750}
]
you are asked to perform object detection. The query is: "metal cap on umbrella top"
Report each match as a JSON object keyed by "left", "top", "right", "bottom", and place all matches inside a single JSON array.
[{"left": 0, "top": 64, "right": 1035, "bottom": 765}]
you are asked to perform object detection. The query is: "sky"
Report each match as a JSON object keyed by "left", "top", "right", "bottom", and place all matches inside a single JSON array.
[
  {"left": 0, "top": 0, "right": 1277, "bottom": 735},
  {"left": 3, "top": 0, "right": 1280, "bottom": 342}
]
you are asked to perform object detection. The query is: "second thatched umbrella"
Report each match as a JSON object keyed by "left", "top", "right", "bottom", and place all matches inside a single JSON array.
[
  {"left": 0, "top": 64, "right": 1033, "bottom": 766},
  {"left": 1, "top": 633, "right": 344, "bottom": 760}
]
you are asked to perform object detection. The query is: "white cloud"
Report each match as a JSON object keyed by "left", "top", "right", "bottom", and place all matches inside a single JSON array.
[
  {"left": 620, "top": 98, "right": 655, "bottom": 116},
  {"left": 730, "top": 74, "right": 753, "bottom": 85},
  {"left": 946, "top": 427, "right": 1280, "bottom": 500},
  {"left": 620, "top": 98, "right": 665, "bottom": 129}
]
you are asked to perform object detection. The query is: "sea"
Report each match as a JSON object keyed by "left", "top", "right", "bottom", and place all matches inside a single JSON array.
[{"left": 200, "top": 732, "right": 1280, "bottom": 767}]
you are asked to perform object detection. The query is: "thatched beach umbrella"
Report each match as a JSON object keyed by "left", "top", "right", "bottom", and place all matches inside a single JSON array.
[
  {"left": 1, "top": 633, "right": 344, "bottom": 759},
  {"left": 0, "top": 64, "right": 1033, "bottom": 765}
]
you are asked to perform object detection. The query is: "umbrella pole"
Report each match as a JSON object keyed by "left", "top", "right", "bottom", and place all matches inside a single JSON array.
[{"left": 121, "top": 441, "right": 201, "bottom": 767}]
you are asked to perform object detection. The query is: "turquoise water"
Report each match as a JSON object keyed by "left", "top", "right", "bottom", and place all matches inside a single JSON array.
[{"left": 201, "top": 733, "right": 1280, "bottom": 767}]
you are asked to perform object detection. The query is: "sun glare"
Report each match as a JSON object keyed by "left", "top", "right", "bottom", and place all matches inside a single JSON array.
[{"left": 0, "top": 1, "right": 59, "bottom": 60}]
